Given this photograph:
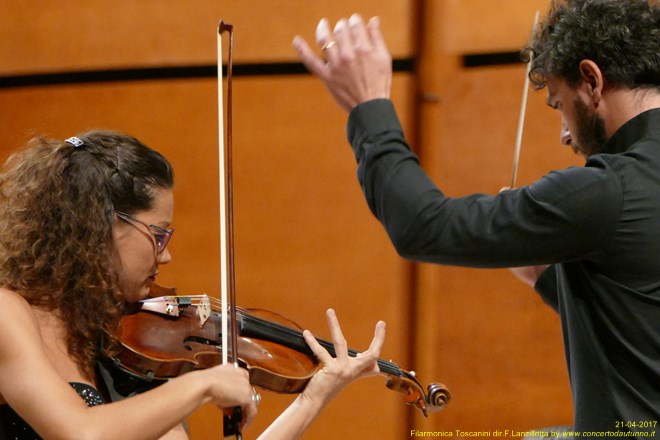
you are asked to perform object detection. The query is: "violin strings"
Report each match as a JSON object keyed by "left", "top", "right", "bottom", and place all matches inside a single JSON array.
[
  {"left": 231, "top": 305, "right": 401, "bottom": 376},
  {"left": 146, "top": 295, "right": 403, "bottom": 376}
]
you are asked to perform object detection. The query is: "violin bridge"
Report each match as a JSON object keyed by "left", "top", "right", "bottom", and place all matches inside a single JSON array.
[{"left": 197, "top": 294, "right": 211, "bottom": 327}]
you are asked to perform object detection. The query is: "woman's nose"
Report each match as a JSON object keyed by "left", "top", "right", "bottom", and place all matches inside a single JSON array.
[{"left": 157, "top": 247, "right": 172, "bottom": 265}]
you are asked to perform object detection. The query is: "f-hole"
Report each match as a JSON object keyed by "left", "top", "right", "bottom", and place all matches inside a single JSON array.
[{"left": 183, "top": 336, "right": 222, "bottom": 351}]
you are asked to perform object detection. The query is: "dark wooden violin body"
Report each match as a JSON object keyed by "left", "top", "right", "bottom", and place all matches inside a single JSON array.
[
  {"left": 115, "top": 296, "right": 317, "bottom": 394},
  {"left": 110, "top": 287, "right": 451, "bottom": 416}
]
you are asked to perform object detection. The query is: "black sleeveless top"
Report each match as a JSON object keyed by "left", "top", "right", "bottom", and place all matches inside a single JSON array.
[{"left": 0, "top": 382, "right": 105, "bottom": 439}]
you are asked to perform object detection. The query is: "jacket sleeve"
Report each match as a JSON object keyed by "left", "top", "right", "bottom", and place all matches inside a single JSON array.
[{"left": 347, "top": 99, "right": 623, "bottom": 268}]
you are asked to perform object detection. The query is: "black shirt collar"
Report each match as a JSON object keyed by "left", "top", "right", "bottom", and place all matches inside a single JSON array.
[{"left": 603, "top": 108, "right": 660, "bottom": 154}]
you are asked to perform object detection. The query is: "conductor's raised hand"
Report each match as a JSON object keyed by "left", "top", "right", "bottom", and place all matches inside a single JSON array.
[{"left": 293, "top": 14, "right": 392, "bottom": 112}]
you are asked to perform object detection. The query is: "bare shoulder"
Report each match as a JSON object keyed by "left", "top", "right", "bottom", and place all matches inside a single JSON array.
[
  {"left": 0, "top": 288, "right": 33, "bottom": 307},
  {"left": 0, "top": 287, "right": 42, "bottom": 360},
  {"left": 0, "top": 288, "right": 44, "bottom": 404},
  {"left": 0, "top": 288, "right": 39, "bottom": 336}
]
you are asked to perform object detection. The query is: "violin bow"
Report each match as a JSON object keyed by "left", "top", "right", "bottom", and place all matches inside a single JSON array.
[
  {"left": 218, "top": 20, "right": 242, "bottom": 440},
  {"left": 510, "top": 10, "right": 540, "bottom": 189}
]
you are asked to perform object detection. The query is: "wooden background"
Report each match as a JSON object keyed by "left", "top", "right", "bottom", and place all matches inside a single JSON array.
[{"left": 0, "top": 1, "right": 581, "bottom": 438}]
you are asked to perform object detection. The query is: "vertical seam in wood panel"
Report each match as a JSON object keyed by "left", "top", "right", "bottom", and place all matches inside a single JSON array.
[{"left": 406, "top": 0, "right": 424, "bottom": 436}]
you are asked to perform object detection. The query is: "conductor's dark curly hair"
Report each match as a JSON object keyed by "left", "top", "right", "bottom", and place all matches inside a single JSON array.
[
  {"left": 523, "top": 0, "right": 660, "bottom": 90},
  {"left": 0, "top": 131, "right": 173, "bottom": 380}
]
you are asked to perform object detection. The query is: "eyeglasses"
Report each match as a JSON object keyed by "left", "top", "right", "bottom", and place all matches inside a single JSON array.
[{"left": 115, "top": 211, "right": 174, "bottom": 254}]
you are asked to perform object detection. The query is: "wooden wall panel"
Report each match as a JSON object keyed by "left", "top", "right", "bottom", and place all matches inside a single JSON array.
[
  {"left": 438, "top": 0, "right": 551, "bottom": 54},
  {"left": 0, "top": 0, "right": 412, "bottom": 75},
  {"left": 0, "top": 73, "right": 414, "bottom": 439}
]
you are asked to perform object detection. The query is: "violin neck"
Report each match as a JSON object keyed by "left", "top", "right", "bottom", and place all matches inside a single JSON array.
[{"left": 239, "top": 313, "right": 403, "bottom": 377}]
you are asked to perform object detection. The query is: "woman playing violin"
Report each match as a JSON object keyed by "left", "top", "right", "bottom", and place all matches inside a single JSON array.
[{"left": 0, "top": 130, "right": 386, "bottom": 439}]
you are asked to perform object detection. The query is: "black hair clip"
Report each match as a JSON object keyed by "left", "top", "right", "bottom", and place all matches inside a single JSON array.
[{"left": 65, "top": 137, "right": 84, "bottom": 148}]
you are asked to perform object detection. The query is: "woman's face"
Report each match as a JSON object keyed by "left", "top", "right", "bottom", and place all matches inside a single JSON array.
[{"left": 113, "top": 187, "right": 174, "bottom": 303}]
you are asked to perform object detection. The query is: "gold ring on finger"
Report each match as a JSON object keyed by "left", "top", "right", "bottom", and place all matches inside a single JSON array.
[{"left": 321, "top": 40, "right": 336, "bottom": 51}]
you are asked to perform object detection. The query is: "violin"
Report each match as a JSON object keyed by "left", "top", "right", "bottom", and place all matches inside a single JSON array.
[
  {"left": 109, "top": 285, "right": 451, "bottom": 417},
  {"left": 109, "top": 24, "right": 449, "bottom": 437}
]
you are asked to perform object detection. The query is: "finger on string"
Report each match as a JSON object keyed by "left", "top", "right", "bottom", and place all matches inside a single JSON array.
[
  {"left": 366, "top": 320, "right": 386, "bottom": 356},
  {"left": 365, "top": 321, "right": 387, "bottom": 372},
  {"left": 292, "top": 35, "right": 328, "bottom": 78},
  {"left": 348, "top": 320, "right": 385, "bottom": 375},
  {"left": 325, "top": 308, "right": 348, "bottom": 358},
  {"left": 302, "top": 329, "right": 334, "bottom": 364},
  {"left": 347, "top": 14, "right": 370, "bottom": 49}
]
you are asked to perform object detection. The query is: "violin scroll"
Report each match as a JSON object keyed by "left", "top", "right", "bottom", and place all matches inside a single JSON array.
[
  {"left": 427, "top": 382, "right": 452, "bottom": 412},
  {"left": 385, "top": 369, "right": 451, "bottom": 416}
]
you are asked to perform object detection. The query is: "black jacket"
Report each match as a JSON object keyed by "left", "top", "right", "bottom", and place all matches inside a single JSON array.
[{"left": 348, "top": 99, "right": 660, "bottom": 433}]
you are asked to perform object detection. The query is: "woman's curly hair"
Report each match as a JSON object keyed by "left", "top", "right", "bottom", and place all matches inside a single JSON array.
[
  {"left": 0, "top": 130, "right": 173, "bottom": 380},
  {"left": 523, "top": 0, "right": 659, "bottom": 90}
]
